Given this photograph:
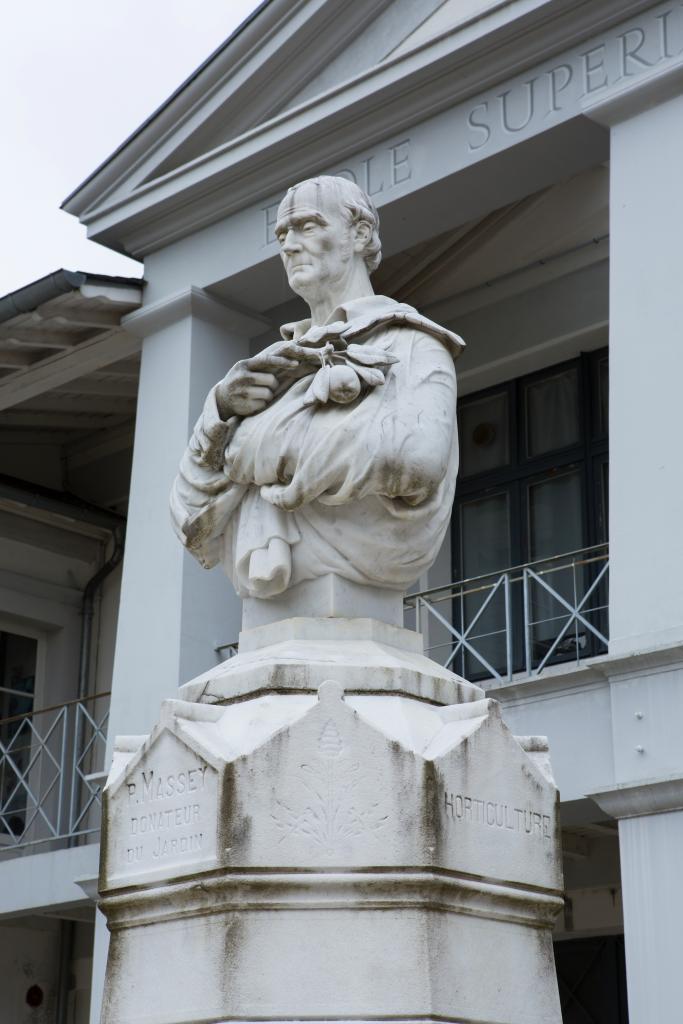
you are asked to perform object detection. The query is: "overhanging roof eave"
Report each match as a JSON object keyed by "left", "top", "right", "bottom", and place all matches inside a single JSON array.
[
  {"left": 0, "top": 472, "right": 126, "bottom": 534},
  {"left": 0, "top": 270, "right": 143, "bottom": 326}
]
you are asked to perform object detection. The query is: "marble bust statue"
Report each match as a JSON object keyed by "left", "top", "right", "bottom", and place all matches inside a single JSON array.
[{"left": 170, "top": 175, "right": 464, "bottom": 601}]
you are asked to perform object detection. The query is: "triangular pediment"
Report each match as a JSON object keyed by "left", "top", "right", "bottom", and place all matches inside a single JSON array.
[
  {"left": 64, "top": 0, "right": 614, "bottom": 264},
  {"left": 148, "top": 0, "right": 451, "bottom": 183},
  {"left": 65, "top": 0, "right": 447, "bottom": 225},
  {"left": 387, "top": 0, "right": 504, "bottom": 60},
  {"left": 276, "top": 0, "right": 447, "bottom": 117}
]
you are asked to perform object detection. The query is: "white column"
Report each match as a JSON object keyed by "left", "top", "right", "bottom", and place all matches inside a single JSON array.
[
  {"left": 105, "top": 289, "right": 254, "bottom": 755},
  {"left": 584, "top": 79, "right": 683, "bottom": 1024},
  {"left": 89, "top": 290, "right": 258, "bottom": 1024},
  {"left": 591, "top": 779, "right": 683, "bottom": 1023},
  {"left": 605, "top": 89, "right": 683, "bottom": 655},
  {"left": 90, "top": 911, "right": 109, "bottom": 1024}
]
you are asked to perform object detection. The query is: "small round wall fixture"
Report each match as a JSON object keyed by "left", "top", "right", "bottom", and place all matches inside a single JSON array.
[{"left": 25, "top": 985, "right": 44, "bottom": 1008}]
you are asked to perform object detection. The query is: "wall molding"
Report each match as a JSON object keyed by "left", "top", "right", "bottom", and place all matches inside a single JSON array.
[
  {"left": 72, "top": 0, "right": 669, "bottom": 257},
  {"left": 591, "top": 775, "right": 683, "bottom": 819},
  {"left": 122, "top": 286, "right": 271, "bottom": 338}
]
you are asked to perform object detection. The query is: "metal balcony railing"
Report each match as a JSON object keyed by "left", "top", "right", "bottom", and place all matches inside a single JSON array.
[
  {"left": 0, "top": 691, "right": 110, "bottom": 855},
  {"left": 214, "top": 641, "right": 239, "bottom": 659},
  {"left": 403, "top": 544, "right": 609, "bottom": 684},
  {"left": 214, "top": 546, "right": 609, "bottom": 683}
]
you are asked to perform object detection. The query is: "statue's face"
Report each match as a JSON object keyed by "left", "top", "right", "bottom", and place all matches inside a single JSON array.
[
  {"left": 275, "top": 183, "right": 363, "bottom": 300},
  {"left": 275, "top": 206, "right": 352, "bottom": 297}
]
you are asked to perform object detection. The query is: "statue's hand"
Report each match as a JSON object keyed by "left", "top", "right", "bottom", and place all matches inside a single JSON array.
[{"left": 215, "top": 341, "right": 320, "bottom": 419}]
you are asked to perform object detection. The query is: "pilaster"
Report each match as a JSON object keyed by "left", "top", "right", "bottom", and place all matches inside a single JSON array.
[
  {"left": 589, "top": 87, "right": 683, "bottom": 656},
  {"left": 88, "top": 287, "right": 260, "bottom": 1022},
  {"left": 591, "top": 777, "right": 683, "bottom": 1024},
  {"left": 105, "top": 287, "right": 260, "bottom": 758}
]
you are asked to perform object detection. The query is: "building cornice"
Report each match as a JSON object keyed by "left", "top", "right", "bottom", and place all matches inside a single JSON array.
[
  {"left": 591, "top": 775, "right": 683, "bottom": 820},
  {"left": 584, "top": 46, "right": 683, "bottom": 124},
  {"left": 487, "top": 640, "right": 683, "bottom": 704},
  {"left": 122, "top": 286, "right": 272, "bottom": 338},
  {"left": 70, "top": 0, "right": 662, "bottom": 258},
  {"left": 63, "top": 0, "right": 393, "bottom": 221}
]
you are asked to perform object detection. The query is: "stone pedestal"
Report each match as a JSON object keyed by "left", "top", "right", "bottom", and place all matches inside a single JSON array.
[
  {"left": 242, "top": 575, "right": 405, "bottom": 629},
  {"left": 98, "top": 619, "right": 563, "bottom": 1024}
]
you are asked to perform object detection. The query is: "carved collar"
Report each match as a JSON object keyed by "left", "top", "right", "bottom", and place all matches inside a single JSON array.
[{"left": 280, "top": 294, "right": 465, "bottom": 359}]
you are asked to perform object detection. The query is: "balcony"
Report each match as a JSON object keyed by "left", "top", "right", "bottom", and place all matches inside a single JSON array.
[
  {"left": 404, "top": 543, "right": 609, "bottom": 684},
  {"left": 0, "top": 547, "right": 608, "bottom": 858},
  {"left": 0, "top": 692, "right": 109, "bottom": 856},
  {"left": 211, "top": 544, "right": 609, "bottom": 683}
]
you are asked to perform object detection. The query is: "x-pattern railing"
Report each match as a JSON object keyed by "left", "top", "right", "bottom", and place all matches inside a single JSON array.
[
  {"left": 405, "top": 544, "right": 609, "bottom": 683},
  {"left": 524, "top": 558, "right": 609, "bottom": 676},
  {"left": 0, "top": 692, "right": 110, "bottom": 853},
  {"left": 413, "top": 573, "right": 512, "bottom": 680},
  {"left": 69, "top": 699, "right": 109, "bottom": 834},
  {"left": 0, "top": 709, "right": 67, "bottom": 840}
]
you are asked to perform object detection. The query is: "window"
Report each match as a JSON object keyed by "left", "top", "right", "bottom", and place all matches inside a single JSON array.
[
  {"left": 0, "top": 630, "right": 38, "bottom": 836},
  {"left": 452, "top": 350, "right": 608, "bottom": 677},
  {"left": 525, "top": 367, "right": 580, "bottom": 457}
]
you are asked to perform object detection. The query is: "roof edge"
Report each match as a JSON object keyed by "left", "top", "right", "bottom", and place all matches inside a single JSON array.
[
  {"left": 0, "top": 269, "right": 143, "bottom": 325},
  {"left": 61, "top": 0, "right": 274, "bottom": 213},
  {"left": 0, "top": 472, "right": 126, "bottom": 533}
]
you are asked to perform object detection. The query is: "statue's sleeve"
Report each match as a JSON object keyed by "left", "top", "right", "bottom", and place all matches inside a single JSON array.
[
  {"left": 260, "top": 329, "right": 457, "bottom": 512},
  {"left": 170, "top": 386, "right": 246, "bottom": 568}
]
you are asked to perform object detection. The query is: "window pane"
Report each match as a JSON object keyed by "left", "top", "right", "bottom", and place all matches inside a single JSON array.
[
  {"left": 458, "top": 493, "right": 511, "bottom": 680},
  {"left": 599, "top": 460, "right": 609, "bottom": 543},
  {"left": 528, "top": 470, "right": 583, "bottom": 561},
  {"left": 525, "top": 368, "right": 579, "bottom": 457},
  {"left": 0, "top": 632, "right": 37, "bottom": 837},
  {"left": 461, "top": 492, "right": 511, "bottom": 577},
  {"left": 0, "top": 632, "right": 36, "bottom": 712},
  {"left": 527, "top": 470, "right": 586, "bottom": 665},
  {"left": 460, "top": 392, "right": 509, "bottom": 477},
  {"left": 598, "top": 357, "right": 609, "bottom": 436}
]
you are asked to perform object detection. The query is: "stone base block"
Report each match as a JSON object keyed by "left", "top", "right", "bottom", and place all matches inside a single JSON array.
[
  {"left": 242, "top": 574, "right": 404, "bottom": 629},
  {"left": 100, "top": 679, "right": 563, "bottom": 1023},
  {"left": 101, "top": 869, "right": 562, "bottom": 1024},
  {"left": 180, "top": 615, "right": 484, "bottom": 706}
]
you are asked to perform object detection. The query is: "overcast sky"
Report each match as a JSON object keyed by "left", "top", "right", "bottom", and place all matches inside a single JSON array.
[{"left": 0, "top": 0, "right": 262, "bottom": 298}]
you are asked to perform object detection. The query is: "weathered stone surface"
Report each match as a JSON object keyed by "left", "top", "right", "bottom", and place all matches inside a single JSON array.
[
  {"left": 103, "top": 720, "right": 220, "bottom": 883},
  {"left": 179, "top": 615, "right": 484, "bottom": 706},
  {"left": 170, "top": 176, "right": 465, "bottom": 603},
  {"left": 241, "top": 573, "right": 405, "bottom": 629},
  {"left": 100, "top": 681, "right": 563, "bottom": 1023},
  {"left": 101, "top": 175, "right": 563, "bottom": 1024}
]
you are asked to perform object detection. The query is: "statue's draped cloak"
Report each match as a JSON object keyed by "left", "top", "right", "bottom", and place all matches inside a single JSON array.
[{"left": 170, "top": 295, "right": 464, "bottom": 598}]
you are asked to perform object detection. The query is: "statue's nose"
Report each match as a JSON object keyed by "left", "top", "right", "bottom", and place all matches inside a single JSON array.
[{"left": 282, "top": 229, "right": 302, "bottom": 253}]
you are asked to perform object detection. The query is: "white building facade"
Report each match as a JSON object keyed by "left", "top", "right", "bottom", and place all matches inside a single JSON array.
[{"left": 1, "top": 1, "right": 682, "bottom": 1020}]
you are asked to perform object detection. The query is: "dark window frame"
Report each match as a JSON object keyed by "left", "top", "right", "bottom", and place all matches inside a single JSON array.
[
  {"left": 451, "top": 349, "right": 608, "bottom": 678},
  {"left": 453, "top": 349, "right": 608, "bottom": 576}
]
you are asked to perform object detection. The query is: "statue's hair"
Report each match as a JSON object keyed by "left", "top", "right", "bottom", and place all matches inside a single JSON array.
[{"left": 279, "top": 175, "right": 382, "bottom": 273}]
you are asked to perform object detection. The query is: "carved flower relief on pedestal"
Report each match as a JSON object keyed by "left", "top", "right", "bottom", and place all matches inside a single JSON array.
[{"left": 270, "top": 718, "right": 390, "bottom": 857}]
